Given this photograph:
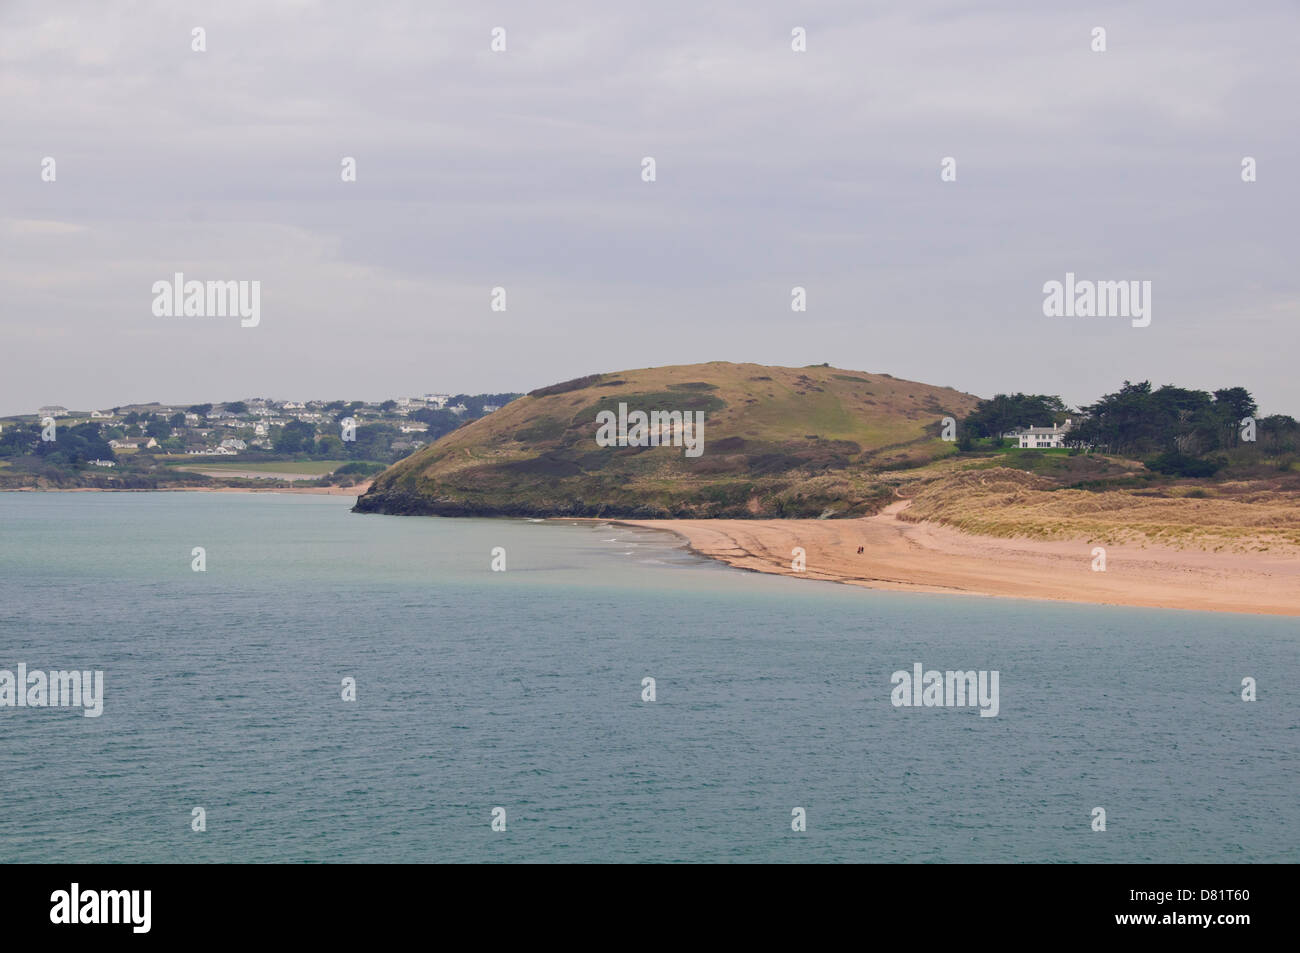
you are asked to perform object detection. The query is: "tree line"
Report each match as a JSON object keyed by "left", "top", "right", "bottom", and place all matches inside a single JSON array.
[{"left": 959, "top": 382, "right": 1299, "bottom": 463}]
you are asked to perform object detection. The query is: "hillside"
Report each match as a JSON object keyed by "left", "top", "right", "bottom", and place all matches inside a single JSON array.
[{"left": 353, "top": 362, "right": 980, "bottom": 518}]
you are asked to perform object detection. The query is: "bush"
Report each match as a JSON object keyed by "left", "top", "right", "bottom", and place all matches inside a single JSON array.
[
  {"left": 528, "top": 374, "right": 605, "bottom": 398},
  {"left": 1145, "top": 451, "right": 1222, "bottom": 478},
  {"left": 334, "top": 461, "right": 386, "bottom": 476}
]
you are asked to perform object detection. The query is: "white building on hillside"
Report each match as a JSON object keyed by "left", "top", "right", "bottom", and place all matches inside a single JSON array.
[{"left": 1017, "top": 420, "right": 1072, "bottom": 449}]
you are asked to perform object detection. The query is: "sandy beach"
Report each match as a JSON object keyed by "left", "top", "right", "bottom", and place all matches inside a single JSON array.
[
  {"left": 620, "top": 501, "right": 1300, "bottom": 616},
  {"left": 182, "top": 480, "right": 372, "bottom": 496}
]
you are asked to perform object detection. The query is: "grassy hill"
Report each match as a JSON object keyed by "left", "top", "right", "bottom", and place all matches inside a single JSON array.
[{"left": 353, "top": 362, "right": 980, "bottom": 518}]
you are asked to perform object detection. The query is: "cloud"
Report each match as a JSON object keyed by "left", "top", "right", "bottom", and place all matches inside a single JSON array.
[{"left": 1, "top": 0, "right": 1297, "bottom": 414}]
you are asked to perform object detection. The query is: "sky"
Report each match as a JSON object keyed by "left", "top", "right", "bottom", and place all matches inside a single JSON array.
[{"left": 2, "top": 0, "right": 1297, "bottom": 417}]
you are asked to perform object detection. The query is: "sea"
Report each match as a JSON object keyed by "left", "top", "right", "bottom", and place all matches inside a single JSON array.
[{"left": 0, "top": 491, "right": 1295, "bottom": 863}]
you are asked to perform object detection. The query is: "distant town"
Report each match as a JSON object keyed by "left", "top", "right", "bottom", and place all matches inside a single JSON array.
[{"left": 0, "top": 392, "right": 520, "bottom": 489}]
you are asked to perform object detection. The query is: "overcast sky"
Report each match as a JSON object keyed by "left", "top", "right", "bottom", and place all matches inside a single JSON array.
[{"left": 2, "top": 0, "right": 1297, "bottom": 417}]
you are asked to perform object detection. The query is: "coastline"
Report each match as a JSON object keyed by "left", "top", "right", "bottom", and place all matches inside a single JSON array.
[
  {"left": 9, "top": 486, "right": 1296, "bottom": 614},
  {"left": 615, "top": 501, "right": 1300, "bottom": 617},
  {"left": 4, "top": 480, "right": 372, "bottom": 496}
]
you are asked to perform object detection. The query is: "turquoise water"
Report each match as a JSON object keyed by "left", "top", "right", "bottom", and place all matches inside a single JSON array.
[{"left": 0, "top": 491, "right": 1296, "bottom": 863}]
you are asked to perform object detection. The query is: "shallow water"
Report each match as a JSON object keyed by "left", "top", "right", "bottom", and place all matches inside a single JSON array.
[{"left": 0, "top": 492, "right": 1295, "bottom": 862}]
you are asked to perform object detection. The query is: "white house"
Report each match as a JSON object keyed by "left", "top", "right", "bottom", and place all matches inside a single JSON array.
[
  {"left": 1017, "top": 420, "right": 1072, "bottom": 449},
  {"left": 220, "top": 438, "right": 247, "bottom": 451}
]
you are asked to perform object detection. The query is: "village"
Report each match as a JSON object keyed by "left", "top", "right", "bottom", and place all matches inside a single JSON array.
[{"left": 0, "top": 391, "right": 518, "bottom": 486}]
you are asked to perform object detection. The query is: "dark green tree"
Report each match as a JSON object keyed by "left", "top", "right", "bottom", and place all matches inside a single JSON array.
[
  {"left": 962, "top": 393, "right": 1071, "bottom": 439},
  {"left": 274, "top": 420, "right": 317, "bottom": 454}
]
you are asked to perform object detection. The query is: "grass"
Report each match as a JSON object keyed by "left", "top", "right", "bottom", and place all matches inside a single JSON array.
[{"left": 898, "top": 466, "right": 1300, "bottom": 552}]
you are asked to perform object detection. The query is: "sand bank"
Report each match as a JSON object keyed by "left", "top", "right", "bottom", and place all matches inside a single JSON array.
[{"left": 619, "top": 501, "right": 1300, "bottom": 616}]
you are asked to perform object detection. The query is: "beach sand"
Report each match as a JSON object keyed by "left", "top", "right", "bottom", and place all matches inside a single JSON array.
[{"left": 619, "top": 501, "right": 1300, "bottom": 616}]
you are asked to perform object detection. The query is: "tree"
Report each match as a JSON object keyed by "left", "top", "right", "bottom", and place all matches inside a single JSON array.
[
  {"left": 1258, "top": 415, "right": 1300, "bottom": 453},
  {"left": 0, "top": 424, "right": 38, "bottom": 458},
  {"left": 348, "top": 423, "right": 397, "bottom": 459},
  {"left": 33, "top": 422, "right": 114, "bottom": 466},
  {"left": 146, "top": 414, "right": 172, "bottom": 440},
  {"left": 274, "top": 420, "right": 317, "bottom": 454},
  {"left": 1212, "top": 388, "right": 1258, "bottom": 447},
  {"left": 962, "top": 393, "right": 1071, "bottom": 439},
  {"left": 1068, "top": 381, "right": 1259, "bottom": 457},
  {"left": 315, "top": 435, "right": 344, "bottom": 457},
  {"left": 1212, "top": 387, "right": 1257, "bottom": 422}
]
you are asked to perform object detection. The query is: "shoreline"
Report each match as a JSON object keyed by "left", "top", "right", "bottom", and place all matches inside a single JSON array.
[
  {"left": 3, "top": 480, "right": 372, "bottom": 496},
  {"left": 614, "top": 501, "right": 1300, "bottom": 617},
  {"left": 7, "top": 489, "right": 1296, "bottom": 614}
]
